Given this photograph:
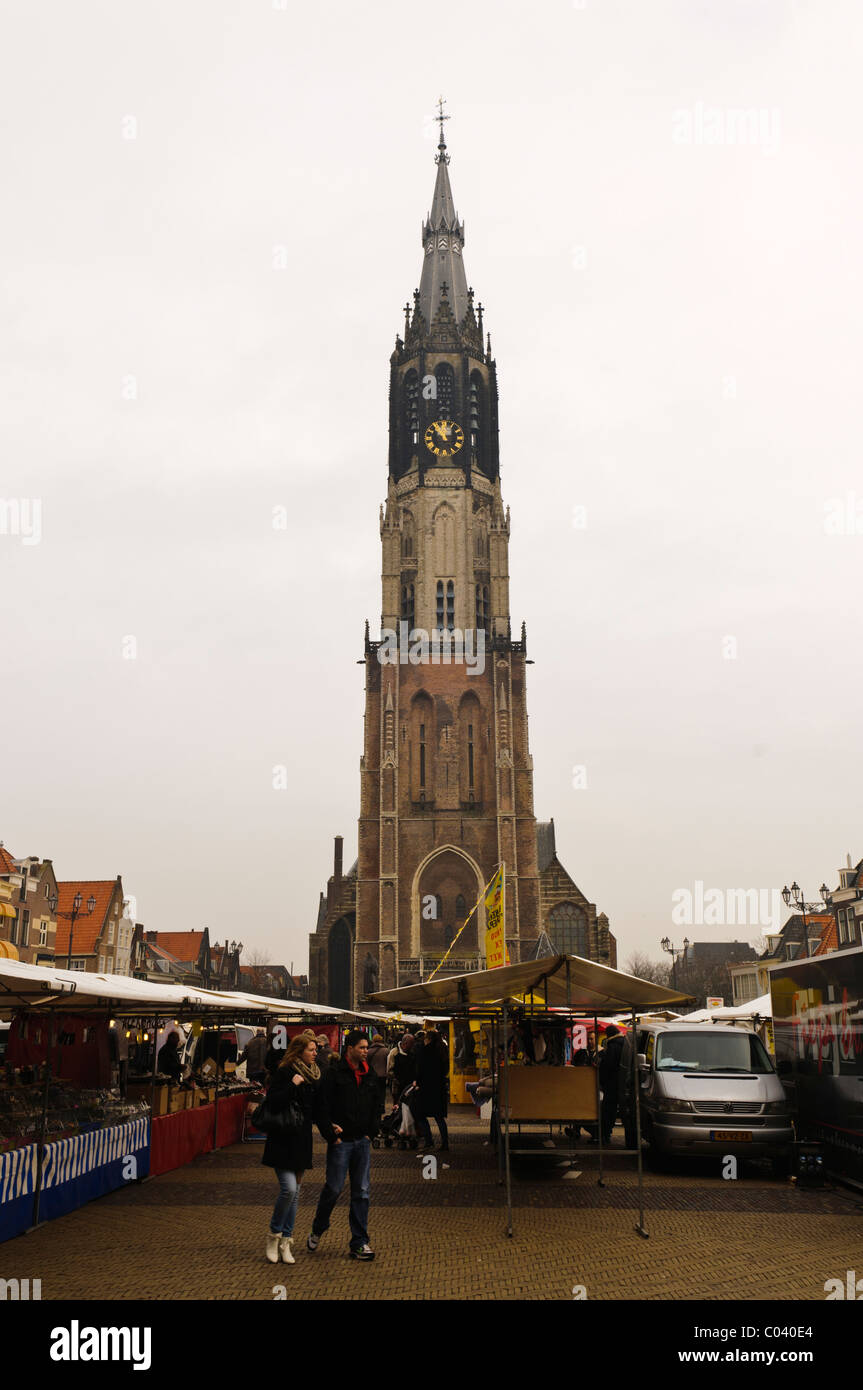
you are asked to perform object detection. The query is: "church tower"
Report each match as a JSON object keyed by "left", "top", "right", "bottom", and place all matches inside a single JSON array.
[{"left": 309, "top": 112, "right": 553, "bottom": 1008}]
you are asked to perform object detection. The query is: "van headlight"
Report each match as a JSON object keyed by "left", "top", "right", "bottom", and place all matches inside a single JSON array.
[
  {"left": 656, "top": 1099, "right": 692, "bottom": 1113},
  {"left": 763, "top": 1101, "right": 788, "bottom": 1114}
]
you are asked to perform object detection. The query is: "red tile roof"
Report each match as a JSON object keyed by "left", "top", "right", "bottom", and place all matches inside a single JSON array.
[
  {"left": 54, "top": 881, "right": 120, "bottom": 956},
  {"left": 814, "top": 919, "right": 838, "bottom": 955},
  {"left": 149, "top": 931, "right": 205, "bottom": 965},
  {"left": 0, "top": 847, "right": 17, "bottom": 875}
]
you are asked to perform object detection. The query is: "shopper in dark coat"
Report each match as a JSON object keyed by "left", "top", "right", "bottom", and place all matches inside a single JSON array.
[
  {"left": 598, "top": 1025, "right": 625, "bottom": 1144},
  {"left": 262, "top": 1033, "right": 325, "bottom": 1265},
  {"left": 415, "top": 1029, "right": 449, "bottom": 1151},
  {"left": 388, "top": 1032, "right": 416, "bottom": 1105},
  {"left": 307, "top": 1030, "right": 380, "bottom": 1260},
  {"left": 157, "top": 1031, "right": 183, "bottom": 1083}
]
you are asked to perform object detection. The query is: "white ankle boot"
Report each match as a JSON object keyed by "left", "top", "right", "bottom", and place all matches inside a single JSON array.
[
  {"left": 266, "top": 1232, "right": 280, "bottom": 1263},
  {"left": 279, "top": 1236, "right": 295, "bottom": 1264}
]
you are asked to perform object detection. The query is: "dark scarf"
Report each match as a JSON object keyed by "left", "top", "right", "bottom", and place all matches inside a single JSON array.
[{"left": 292, "top": 1056, "right": 321, "bottom": 1084}]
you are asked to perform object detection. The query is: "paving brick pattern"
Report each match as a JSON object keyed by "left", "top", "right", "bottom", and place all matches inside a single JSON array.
[{"left": 3, "top": 1113, "right": 862, "bottom": 1300}]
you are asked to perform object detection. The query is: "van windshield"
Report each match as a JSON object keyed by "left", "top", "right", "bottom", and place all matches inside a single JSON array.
[{"left": 655, "top": 1030, "right": 774, "bottom": 1074}]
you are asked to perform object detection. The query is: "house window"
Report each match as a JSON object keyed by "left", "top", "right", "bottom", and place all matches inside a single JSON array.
[
  {"left": 108, "top": 922, "right": 115, "bottom": 945},
  {"left": 20, "top": 909, "right": 30, "bottom": 946},
  {"left": 69, "top": 959, "right": 86, "bottom": 971},
  {"left": 98, "top": 954, "right": 105, "bottom": 973},
  {"left": 38, "top": 920, "right": 47, "bottom": 947}
]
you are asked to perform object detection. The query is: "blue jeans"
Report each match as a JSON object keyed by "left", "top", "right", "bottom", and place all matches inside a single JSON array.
[
  {"left": 312, "top": 1137, "right": 371, "bottom": 1251},
  {"left": 270, "top": 1169, "right": 300, "bottom": 1237}
]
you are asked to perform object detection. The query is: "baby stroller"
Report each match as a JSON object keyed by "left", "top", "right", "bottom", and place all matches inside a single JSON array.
[
  {"left": 377, "top": 1083, "right": 420, "bottom": 1150},
  {"left": 377, "top": 1104, "right": 404, "bottom": 1149}
]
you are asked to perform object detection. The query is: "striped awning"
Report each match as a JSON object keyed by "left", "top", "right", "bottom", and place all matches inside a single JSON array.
[{"left": 0, "top": 940, "right": 19, "bottom": 960}]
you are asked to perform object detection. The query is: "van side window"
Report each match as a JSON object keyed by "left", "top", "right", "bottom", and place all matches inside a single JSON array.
[{"left": 644, "top": 1034, "right": 655, "bottom": 1065}]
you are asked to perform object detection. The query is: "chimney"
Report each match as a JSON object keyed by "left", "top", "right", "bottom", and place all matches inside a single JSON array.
[{"left": 334, "top": 835, "right": 343, "bottom": 882}]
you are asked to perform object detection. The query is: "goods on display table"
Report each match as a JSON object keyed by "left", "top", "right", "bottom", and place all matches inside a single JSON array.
[{"left": 0, "top": 1070, "right": 151, "bottom": 1244}]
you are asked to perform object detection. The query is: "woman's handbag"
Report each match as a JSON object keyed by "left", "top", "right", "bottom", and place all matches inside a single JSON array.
[{"left": 250, "top": 1093, "right": 305, "bottom": 1135}]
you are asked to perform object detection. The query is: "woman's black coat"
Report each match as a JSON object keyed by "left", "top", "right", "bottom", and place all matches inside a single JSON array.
[
  {"left": 260, "top": 1063, "right": 319, "bottom": 1172},
  {"left": 414, "top": 1042, "right": 449, "bottom": 1118}
]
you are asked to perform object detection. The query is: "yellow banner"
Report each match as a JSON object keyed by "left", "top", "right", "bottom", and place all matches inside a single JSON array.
[{"left": 484, "top": 864, "right": 509, "bottom": 969}]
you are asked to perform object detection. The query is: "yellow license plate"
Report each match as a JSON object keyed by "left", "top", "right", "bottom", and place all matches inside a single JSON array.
[{"left": 711, "top": 1130, "right": 752, "bottom": 1141}]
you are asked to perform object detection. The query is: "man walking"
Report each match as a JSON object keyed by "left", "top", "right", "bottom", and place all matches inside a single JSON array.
[
  {"left": 308, "top": 1029, "right": 380, "bottom": 1260},
  {"left": 599, "top": 1024, "right": 625, "bottom": 1144}
]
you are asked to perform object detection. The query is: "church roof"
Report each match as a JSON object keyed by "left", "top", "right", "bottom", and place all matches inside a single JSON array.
[
  {"left": 418, "top": 129, "right": 471, "bottom": 334},
  {"left": 536, "top": 820, "right": 557, "bottom": 873}
]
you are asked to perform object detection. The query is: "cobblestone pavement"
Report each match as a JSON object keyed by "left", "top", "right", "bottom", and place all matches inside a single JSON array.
[{"left": 4, "top": 1112, "right": 862, "bottom": 1300}]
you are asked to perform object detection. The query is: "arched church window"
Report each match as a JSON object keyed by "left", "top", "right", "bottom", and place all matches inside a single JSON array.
[
  {"left": 469, "top": 372, "right": 484, "bottom": 452},
  {"left": 446, "top": 581, "right": 454, "bottom": 632},
  {"left": 404, "top": 371, "right": 419, "bottom": 446},
  {"left": 436, "top": 581, "right": 444, "bottom": 632},
  {"left": 548, "top": 903, "right": 588, "bottom": 958},
  {"left": 475, "top": 585, "right": 489, "bottom": 632},
  {"left": 435, "top": 363, "right": 455, "bottom": 417},
  {"left": 455, "top": 893, "right": 467, "bottom": 919},
  {"left": 401, "top": 584, "right": 415, "bottom": 627}
]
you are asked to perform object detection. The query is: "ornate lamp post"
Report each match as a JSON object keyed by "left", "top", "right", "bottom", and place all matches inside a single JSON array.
[
  {"left": 660, "top": 935, "right": 690, "bottom": 990},
  {"left": 781, "top": 881, "right": 830, "bottom": 954},
  {"left": 50, "top": 891, "right": 97, "bottom": 970}
]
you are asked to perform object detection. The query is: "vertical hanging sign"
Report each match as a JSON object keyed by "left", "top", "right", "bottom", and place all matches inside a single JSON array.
[{"left": 484, "top": 865, "right": 510, "bottom": 969}]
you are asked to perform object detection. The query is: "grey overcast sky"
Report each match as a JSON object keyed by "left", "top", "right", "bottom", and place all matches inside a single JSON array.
[{"left": 1, "top": 0, "right": 861, "bottom": 971}]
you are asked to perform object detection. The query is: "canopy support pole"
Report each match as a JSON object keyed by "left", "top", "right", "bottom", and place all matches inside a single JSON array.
[
  {"left": 149, "top": 1015, "right": 159, "bottom": 1136},
  {"left": 594, "top": 1012, "right": 605, "bottom": 1187},
  {"left": 213, "top": 1024, "right": 222, "bottom": 1150},
  {"left": 632, "top": 1005, "right": 649, "bottom": 1238},
  {"left": 29, "top": 1008, "right": 54, "bottom": 1230},
  {"left": 502, "top": 1001, "right": 513, "bottom": 1236}
]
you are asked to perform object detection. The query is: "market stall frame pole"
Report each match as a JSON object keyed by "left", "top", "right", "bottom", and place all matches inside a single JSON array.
[
  {"left": 493, "top": 1015, "right": 504, "bottom": 1183},
  {"left": 149, "top": 1015, "right": 159, "bottom": 1140},
  {"left": 594, "top": 1012, "right": 605, "bottom": 1188},
  {"left": 502, "top": 1000, "right": 513, "bottom": 1237},
  {"left": 212, "top": 1023, "right": 222, "bottom": 1149},
  {"left": 632, "top": 1006, "right": 648, "bottom": 1239},
  {"left": 29, "top": 1007, "right": 55, "bottom": 1230}
]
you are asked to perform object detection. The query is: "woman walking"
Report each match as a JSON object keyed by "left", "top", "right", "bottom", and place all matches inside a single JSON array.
[
  {"left": 415, "top": 1028, "right": 449, "bottom": 1153},
  {"left": 262, "top": 1032, "right": 325, "bottom": 1264}
]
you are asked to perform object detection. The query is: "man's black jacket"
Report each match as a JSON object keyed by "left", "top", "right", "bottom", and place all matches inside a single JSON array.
[{"left": 317, "top": 1056, "right": 381, "bottom": 1143}]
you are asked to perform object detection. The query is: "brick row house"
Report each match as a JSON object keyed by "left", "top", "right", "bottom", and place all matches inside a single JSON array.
[
  {"left": 54, "top": 877, "right": 127, "bottom": 973},
  {"left": 0, "top": 845, "right": 58, "bottom": 965}
]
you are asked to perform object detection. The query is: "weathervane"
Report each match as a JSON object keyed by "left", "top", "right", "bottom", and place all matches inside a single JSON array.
[{"left": 435, "top": 95, "right": 451, "bottom": 164}]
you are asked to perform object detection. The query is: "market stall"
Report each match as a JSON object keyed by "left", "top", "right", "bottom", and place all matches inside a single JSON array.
[
  {"left": 0, "top": 960, "right": 353, "bottom": 1239},
  {"left": 370, "top": 952, "right": 692, "bottom": 1237}
]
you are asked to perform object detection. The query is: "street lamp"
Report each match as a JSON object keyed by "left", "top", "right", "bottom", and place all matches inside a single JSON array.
[
  {"left": 781, "top": 881, "right": 830, "bottom": 955},
  {"left": 660, "top": 936, "right": 690, "bottom": 990},
  {"left": 50, "top": 891, "right": 97, "bottom": 970}
]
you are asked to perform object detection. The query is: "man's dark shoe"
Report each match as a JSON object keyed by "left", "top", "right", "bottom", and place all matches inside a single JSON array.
[{"left": 307, "top": 1231, "right": 321, "bottom": 1251}]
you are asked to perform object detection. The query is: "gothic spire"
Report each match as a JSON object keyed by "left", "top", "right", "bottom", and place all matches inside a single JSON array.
[{"left": 418, "top": 99, "right": 470, "bottom": 333}]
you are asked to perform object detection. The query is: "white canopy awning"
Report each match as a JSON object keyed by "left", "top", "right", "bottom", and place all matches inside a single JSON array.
[
  {"left": 368, "top": 954, "right": 693, "bottom": 1014},
  {"left": 0, "top": 958, "right": 356, "bottom": 1021}
]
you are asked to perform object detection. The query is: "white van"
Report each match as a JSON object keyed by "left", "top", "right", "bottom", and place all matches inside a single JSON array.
[{"left": 619, "top": 1020, "right": 793, "bottom": 1175}]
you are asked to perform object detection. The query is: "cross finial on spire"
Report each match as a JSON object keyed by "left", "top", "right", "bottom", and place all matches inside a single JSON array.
[{"left": 435, "top": 95, "right": 451, "bottom": 164}]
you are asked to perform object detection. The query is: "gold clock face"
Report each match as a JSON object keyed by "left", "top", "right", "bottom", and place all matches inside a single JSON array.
[{"left": 424, "top": 419, "right": 464, "bottom": 458}]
